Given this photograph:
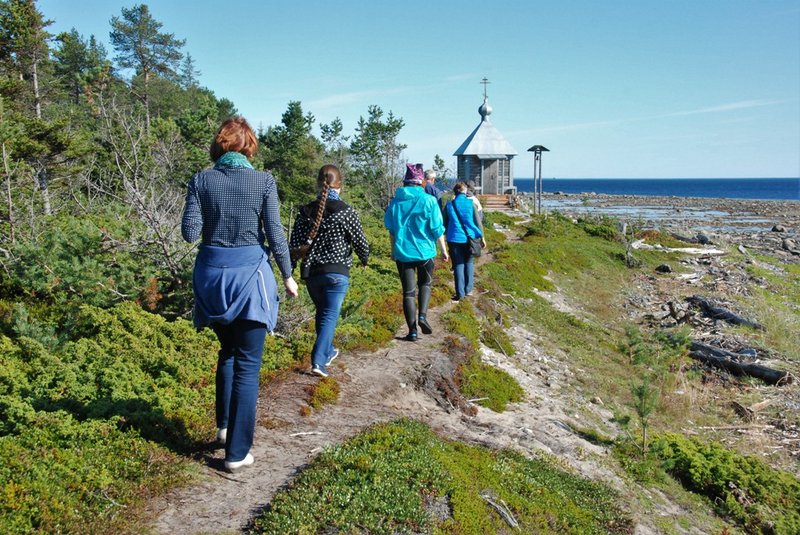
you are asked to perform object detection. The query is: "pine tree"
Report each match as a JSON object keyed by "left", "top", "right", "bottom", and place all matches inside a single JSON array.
[
  {"left": 109, "top": 4, "right": 184, "bottom": 131},
  {"left": 0, "top": 0, "right": 51, "bottom": 118},
  {"left": 178, "top": 53, "right": 200, "bottom": 89},
  {"left": 52, "top": 28, "right": 107, "bottom": 104},
  {"left": 320, "top": 117, "right": 349, "bottom": 173},
  {"left": 349, "top": 105, "right": 406, "bottom": 210},
  {"left": 261, "top": 101, "right": 323, "bottom": 204}
]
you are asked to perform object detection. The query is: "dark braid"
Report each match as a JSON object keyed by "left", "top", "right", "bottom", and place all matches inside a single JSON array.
[
  {"left": 309, "top": 181, "right": 329, "bottom": 241},
  {"left": 308, "top": 165, "right": 342, "bottom": 239}
]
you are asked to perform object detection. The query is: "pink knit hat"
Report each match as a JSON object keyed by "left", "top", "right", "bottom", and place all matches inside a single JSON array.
[{"left": 403, "top": 163, "right": 424, "bottom": 185}]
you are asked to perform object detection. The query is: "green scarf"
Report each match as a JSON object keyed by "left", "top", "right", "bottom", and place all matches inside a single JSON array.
[{"left": 215, "top": 151, "right": 254, "bottom": 169}]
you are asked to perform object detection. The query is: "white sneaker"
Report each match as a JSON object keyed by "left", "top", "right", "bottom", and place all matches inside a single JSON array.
[
  {"left": 224, "top": 453, "right": 254, "bottom": 474},
  {"left": 325, "top": 348, "right": 340, "bottom": 366},
  {"left": 216, "top": 428, "right": 227, "bottom": 445},
  {"left": 311, "top": 365, "right": 328, "bottom": 378}
]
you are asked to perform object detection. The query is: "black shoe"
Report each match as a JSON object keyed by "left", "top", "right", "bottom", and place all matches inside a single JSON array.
[
  {"left": 418, "top": 317, "right": 433, "bottom": 334},
  {"left": 404, "top": 330, "right": 418, "bottom": 342}
]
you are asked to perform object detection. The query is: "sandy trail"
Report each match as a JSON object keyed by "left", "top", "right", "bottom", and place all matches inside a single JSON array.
[{"left": 148, "top": 256, "right": 629, "bottom": 534}]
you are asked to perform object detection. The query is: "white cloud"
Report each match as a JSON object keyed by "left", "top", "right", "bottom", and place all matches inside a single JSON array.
[
  {"left": 508, "top": 99, "right": 786, "bottom": 136},
  {"left": 660, "top": 99, "right": 786, "bottom": 117}
]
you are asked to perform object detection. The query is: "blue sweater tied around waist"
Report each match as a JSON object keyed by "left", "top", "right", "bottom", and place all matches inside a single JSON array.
[{"left": 192, "top": 244, "right": 279, "bottom": 330}]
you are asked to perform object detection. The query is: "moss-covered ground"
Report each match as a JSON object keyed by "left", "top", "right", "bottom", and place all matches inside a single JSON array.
[{"left": 252, "top": 419, "right": 632, "bottom": 534}]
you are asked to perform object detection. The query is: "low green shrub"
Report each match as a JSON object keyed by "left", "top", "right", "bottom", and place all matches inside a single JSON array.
[
  {"left": 577, "top": 216, "right": 619, "bottom": 242},
  {"left": 523, "top": 212, "right": 574, "bottom": 239},
  {"left": 0, "top": 302, "right": 220, "bottom": 532},
  {"left": 3, "top": 210, "right": 164, "bottom": 310},
  {"left": 306, "top": 377, "right": 340, "bottom": 410},
  {"left": 0, "top": 413, "right": 190, "bottom": 534},
  {"left": 252, "top": 419, "right": 632, "bottom": 534},
  {"left": 652, "top": 433, "right": 800, "bottom": 534}
]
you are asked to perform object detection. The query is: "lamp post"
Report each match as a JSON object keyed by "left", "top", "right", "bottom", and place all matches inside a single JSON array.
[{"left": 527, "top": 145, "right": 549, "bottom": 214}]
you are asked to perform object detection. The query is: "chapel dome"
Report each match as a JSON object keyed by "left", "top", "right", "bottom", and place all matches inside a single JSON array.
[{"left": 479, "top": 97, "right": 492, "bottom": 120}]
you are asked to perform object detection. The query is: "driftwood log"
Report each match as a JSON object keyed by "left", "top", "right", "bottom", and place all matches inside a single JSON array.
[
  {"left": 686, "top": 295, "right": 764, "bottom": 330},
  {"left": 689, "top": 341, "right": 792, "bottom": 386},
  {"left": 670, "top": 232, "right": 711, "bottom": 245}
]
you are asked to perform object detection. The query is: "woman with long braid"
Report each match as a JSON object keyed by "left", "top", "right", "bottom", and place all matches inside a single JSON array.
[{"left": 290, "top": 165, "right": 370, "bottom": 377}]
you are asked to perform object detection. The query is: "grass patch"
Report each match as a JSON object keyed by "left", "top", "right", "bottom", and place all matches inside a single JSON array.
[
  {"left": 741, "top": 258, "right": 800, "bottom": 364},
  {"left": 636, "top": 229, "right": 691, "bottom": 248},
  {"left": 251, "top": 419, "right": 632, "bottom": 534},
  {"left": 441, "top": 300, "right": 481, "bottom": 345},
  {"left": 483, "top": 211, "right": 520, "bottom": 229},
  {"left": 305, "top": 377, "right": 341, "bottom": 410},
  {"left": 480, "top": 322, "right": 516, "bottom": 357},
  {"left": 572, "top": 425, "right": 615, "bottom": 447},
  {"left": 441, "top": 301, "right": 524, "bottom": 412},
  {"left": 480, "top": 214, "right": 694, "bottom": 424},
  {"left": 459, "top": 355, "right": 525, "bottom": 412}
]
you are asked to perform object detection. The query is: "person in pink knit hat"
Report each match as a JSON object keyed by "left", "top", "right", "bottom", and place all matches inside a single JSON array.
[{"left": 384, "top": 164, "right": 449, "bottom": 341}]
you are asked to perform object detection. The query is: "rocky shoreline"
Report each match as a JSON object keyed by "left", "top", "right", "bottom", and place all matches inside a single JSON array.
[
  {"left": 518, "top": 192, "right": 800, "bottom": 262},
  {"left": 513, "top": 191, "right": 800, "bottom": 474}
]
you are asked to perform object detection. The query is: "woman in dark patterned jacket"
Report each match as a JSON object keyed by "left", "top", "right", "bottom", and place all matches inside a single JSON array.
[
  {"left": 290, "top": 164, "right": 369, "bottom": 377},
  {"left": 182, "top": 116, "right": 299, "bottom": 474}
]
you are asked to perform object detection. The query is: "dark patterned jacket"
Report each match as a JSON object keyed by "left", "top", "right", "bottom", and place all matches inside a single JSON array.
[
  {"left": 181, "top": 167, "right": 292, "bottom": 279},
  {"left": 290, "top": 198, "right": 369, "bottom": 278}
]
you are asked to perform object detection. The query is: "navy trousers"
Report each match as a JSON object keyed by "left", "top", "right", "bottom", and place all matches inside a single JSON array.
[{"left": 212, "top": 319, "right": 267, "bottom": 462}]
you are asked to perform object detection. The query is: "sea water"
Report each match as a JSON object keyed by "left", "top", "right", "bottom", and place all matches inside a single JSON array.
[{"left": 514, "top": 178, "right": 799, "bottom": 201}]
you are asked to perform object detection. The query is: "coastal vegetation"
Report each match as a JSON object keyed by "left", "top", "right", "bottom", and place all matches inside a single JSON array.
[
  {"left": 252, "top": 419, "right": 632, "bottom": 534},
  {"left": 1, "top": 1, "right": 798, "bottom": 533}
]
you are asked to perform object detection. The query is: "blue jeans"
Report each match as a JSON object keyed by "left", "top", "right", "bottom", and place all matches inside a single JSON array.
[
  {"left": 306, "top": 272, "right": 350, "bottom": 371},
  {"left": 212, "top": 319, "right": 267, "bottom": 462},
  {"left": 449, "top": 242, "right": 474, "bottom": 299}
]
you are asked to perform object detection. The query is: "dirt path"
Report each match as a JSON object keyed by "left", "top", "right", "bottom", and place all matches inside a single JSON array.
[{"left": 146, "top": 253, "right": 651, "bottom": 533}]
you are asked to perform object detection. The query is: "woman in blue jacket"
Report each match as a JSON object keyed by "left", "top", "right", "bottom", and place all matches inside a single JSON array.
[
  {"left": 384, "top": 163, "right": 449, "bottom": 341},
  {"left": 444, "top": 181, "right": 485, "bottom": 301},
  {"left": 182, "top": 117, "right": 299, "bottom": 473}
]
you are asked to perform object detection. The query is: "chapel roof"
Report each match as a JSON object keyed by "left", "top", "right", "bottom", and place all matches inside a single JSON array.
[{"left": 453, "top": 96, "right": 518, "bottom": 157}]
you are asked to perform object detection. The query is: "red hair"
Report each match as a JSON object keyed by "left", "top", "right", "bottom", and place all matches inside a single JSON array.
[{"left": 209, "top": 116, "right": 258, "bottom": 161}]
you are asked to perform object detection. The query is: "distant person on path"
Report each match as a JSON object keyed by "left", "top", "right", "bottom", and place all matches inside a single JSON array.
[
  {"left": 466, "top": 179, "right": 484, "bottom": 223},
  {"left": 290, "top": 164, "right": 370, "bottom": 378},
  {"left": 384, "top": 163, "right": 448, "bottom": 341},
  {"left": 424, "top": 168, "right": 445, "bottom": 211},
  {"left": 444, "top": 181, "right": 485, "bottom": 301},
  {"left": 182, "top": 116, "right": 299, "bottom": 474}
]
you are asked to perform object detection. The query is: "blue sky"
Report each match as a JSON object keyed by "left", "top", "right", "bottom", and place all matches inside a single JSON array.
[{"left": 39, "top": 0, "right": 800, "bottom": 179}]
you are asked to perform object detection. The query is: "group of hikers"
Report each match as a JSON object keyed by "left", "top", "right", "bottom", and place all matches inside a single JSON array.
[{"left": 181, "top": 116, "right": 486, "bottom": 473}]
